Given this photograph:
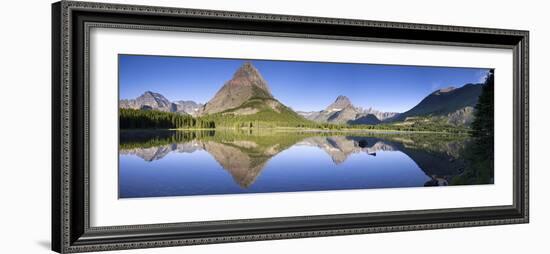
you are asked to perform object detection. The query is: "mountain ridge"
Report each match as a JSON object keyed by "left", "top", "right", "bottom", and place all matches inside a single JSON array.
[
  {"left": 392, "top": 83, "right": 483, "bottom": 125},
  {"left": 120, "top": 91, "right": 204, "bottom": 116}
]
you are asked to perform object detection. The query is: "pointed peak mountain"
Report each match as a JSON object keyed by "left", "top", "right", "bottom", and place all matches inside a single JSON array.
[
  {"left": 326, "top": 95, "right": 353, "bottom": 111},
  {"left": 203, "top": 62, "right": 275, "bottom": 114},
  {"left": 231, "top": 62, "right": 272, "bottom": 95},
  {"left": 233, "top": 62, "right": 260, "bottom": 77},
  {"left": 335, "top": 95, "right": 351, "bottom": 102}
]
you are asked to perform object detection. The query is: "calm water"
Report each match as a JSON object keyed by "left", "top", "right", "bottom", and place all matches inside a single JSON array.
[{"left": 119, "top": 130, "right": 482, "bottom": 198}]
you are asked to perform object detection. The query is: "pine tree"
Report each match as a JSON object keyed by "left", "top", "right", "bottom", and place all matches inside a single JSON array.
[{"left": 471, "top": 70, "right": 494, "bottom": 156}]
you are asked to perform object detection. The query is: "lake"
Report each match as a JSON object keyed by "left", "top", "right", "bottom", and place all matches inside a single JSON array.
[{"left": 119, "top": 129, "right": 488, "bottom": 198}]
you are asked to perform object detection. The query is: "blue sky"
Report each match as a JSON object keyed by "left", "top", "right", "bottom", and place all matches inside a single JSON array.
[{"left": 119, "top": 55, "right": 490, "bottom": 113}]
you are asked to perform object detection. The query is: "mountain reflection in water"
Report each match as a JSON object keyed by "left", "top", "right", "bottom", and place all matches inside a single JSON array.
[{"left": 119, "top": 130, "right": 482, "bottom": 198}]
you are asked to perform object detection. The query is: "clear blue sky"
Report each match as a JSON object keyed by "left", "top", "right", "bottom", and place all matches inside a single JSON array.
[{"left": 119, "top": 55, "right": 490, "bottom": 112}]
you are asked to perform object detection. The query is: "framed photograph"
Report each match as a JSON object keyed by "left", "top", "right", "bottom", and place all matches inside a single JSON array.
[{"left": 52, "top": 1, "right": 529, "bottom": 253}]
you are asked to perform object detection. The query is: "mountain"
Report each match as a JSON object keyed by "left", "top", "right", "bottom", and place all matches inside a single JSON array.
[
  {"left": 298, "top": 96, "right": 357, "bottom": 123},
  {"left": 327, "top": 104, "right": 359, "bottom": 123},
  {"left": 120, "top": 91, "right": 203, "bottom": 116},
  {"left": 199, "top": 62, "right": 309, "bottom": 125},
  {"left": 327, "top": 95, "right": 353, "bottom": 112},
  {"left": 350, "top": 114, "right": 382, "bottom": 125},
  {"left": 360, "top": 107, "right": 399, "bottom": 122},
  {"left": 202, "top": 62, "right": 274, "bottom": 115},
  {"left": 120, "top": 91, "right": 175, "bottom": 112},
  {"left": 394, "top": 84, "right": 483, "bottom": 125},
  {"left": 298, "top": 95, "right": 398, "bottom": 125},
  {"left": 173, "top": 100, "right": 204, "bottom": 116}
]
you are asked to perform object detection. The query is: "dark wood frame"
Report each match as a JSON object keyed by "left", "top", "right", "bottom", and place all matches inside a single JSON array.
[{"left": 52, "top": 1, "right": 529, "bottom": 253}]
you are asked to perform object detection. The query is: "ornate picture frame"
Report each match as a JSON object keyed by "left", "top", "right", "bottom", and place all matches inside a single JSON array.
[{"left": 52, "top": 1, "right": 529, "bottom": 253}]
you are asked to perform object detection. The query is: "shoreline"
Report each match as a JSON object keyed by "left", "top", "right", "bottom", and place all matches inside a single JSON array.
[{"left": 120, "top": 127, "right": 470, "bottom": 135}]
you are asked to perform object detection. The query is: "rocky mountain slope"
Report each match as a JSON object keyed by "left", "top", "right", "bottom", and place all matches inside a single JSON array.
[
  {"left": 120, "top": 91, "right": 175, "bottom": 112},
  {"left": 393, "top": 84, "right": 483, "bottom": 126},
  {"left": 361, "top": 107, "right": 400, "bottom": 122},
  {"left": 173, "top": 100, "right": 204, "bottom": 116},
  {"left": 202, "top": 62, "right": 274, "bottom": 115}
]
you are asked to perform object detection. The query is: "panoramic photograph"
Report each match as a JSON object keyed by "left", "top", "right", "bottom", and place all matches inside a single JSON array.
[{"left": 118, "top": 55, "right": 494, "bottom": 199}]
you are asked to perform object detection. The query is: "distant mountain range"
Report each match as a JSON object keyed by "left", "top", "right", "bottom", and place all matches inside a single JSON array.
[
  {"left": 297, "top": 95, "right": 399, "bottom": 125},
  {"left": 120, "top": 91, "right": 203, "bottom": 116},
  {"left": 120, "top": 62, "right": 485, "bottom": 127}
]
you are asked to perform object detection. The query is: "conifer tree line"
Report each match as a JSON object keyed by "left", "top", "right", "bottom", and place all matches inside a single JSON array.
[
  {"left": 470, "top": 69, "right": 494, "bottom": 173},
  {"left": 119, "top": 108, "right": 215, "bottom": 129},
  {"left": 471, "top": 69, "right": 494, "bottom": 144},
  {"left": 450, "top": 70, "right": 495, "bottom": 185}
]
